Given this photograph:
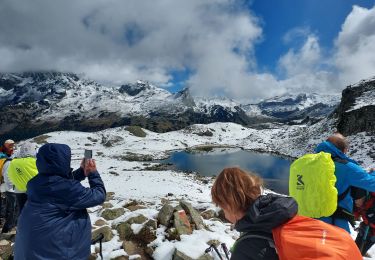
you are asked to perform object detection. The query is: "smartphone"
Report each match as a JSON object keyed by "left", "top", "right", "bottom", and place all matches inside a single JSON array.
[{"left": 84, "top": 149, "right": 93, "bottom": 159}]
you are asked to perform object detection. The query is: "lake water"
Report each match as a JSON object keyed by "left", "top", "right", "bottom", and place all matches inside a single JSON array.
[{"left": 162, "top": 148, "right": 292, "bottom": 194}]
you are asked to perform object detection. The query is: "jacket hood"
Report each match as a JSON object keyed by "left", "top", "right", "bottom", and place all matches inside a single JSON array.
[
  {"left": 315, "top": 141, "right": 357, "bottom": 164},
  {"left": 235, "top": 193, "right": 298, "bottom": 234},
  {"left": 36, "top": 143, "right": 71, "bottom": 178}
]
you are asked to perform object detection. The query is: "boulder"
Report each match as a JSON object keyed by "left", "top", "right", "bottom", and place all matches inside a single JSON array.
[
  {"left": 137, "top": 219, "right": 157, "bottom": 244},
  {"left": 92, "top": 226, "right": 113, "bottom": 242},
  {"left": 101, "top": 208, "right": 125, "bottom": 220},
  {"left": 106, "top": 192, "right": 115, "bottom": 201},
  {"left": 173, "top": 210, "right": 192, "bottom": 237},
  {"left": 127, "top": 205, "right": 146, "bottom": 211},
  {"left": 102, "top": 202, "right": 114, "bottom": 209},
  {"left": 122, "top": 241, "right": 138, "bottom": 255},
  {"left": 201, "top": 209, "right": 216, "bottom": 220},
  {"left": 0, "top": 239, "right": 12, "bottom": 260},
  {"left": 173, "top": 249, "right": 213, "bottom": 260},
  {"left": 110, "top": 256, "right": 129, "bottom": 260},
  {"left": 126, "top": 215, "right": 148, "bottom": 225},
  {"left": 94, "top": 219, "right": 107, "bottom": 227},
  {"left": 117, "top": 223, "right": 134, "bottom": 240},
  {"left": 180, "top": 201, "right": 204, "bottom": 229},
  {"left": 157, "top": 203, "right": 175, "bottom": 227}
]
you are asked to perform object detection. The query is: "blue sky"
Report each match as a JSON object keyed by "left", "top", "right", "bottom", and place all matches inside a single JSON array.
[
  {"left": 250, "top": 0, "right": 375, "bottom": 76},
  {"left": 1, "top": 0, "right": 375, "bottom": 101}
]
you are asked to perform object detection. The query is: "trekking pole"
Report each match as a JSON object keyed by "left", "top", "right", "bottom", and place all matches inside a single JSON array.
[
  {"left": 205, "top": 244, "right": 224, "bottom": 260},
  {"left": 91, "top": 233, "right": 104, "bottom": 259},
  {"left": 221, "top": 243, "right": 230, "bottom": 260},
  {"left": 360, "top": 225, "right": 370, "bottom": 254}
]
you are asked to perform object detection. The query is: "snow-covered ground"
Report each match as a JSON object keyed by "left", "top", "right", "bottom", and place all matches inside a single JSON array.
[{"left": 19, "top": 121, "right": 375, "bottom": 259}]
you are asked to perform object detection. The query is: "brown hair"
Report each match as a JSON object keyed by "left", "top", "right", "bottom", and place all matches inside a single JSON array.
[
  {"left": 211, "top": 167, "right": 263, "bottom": 213},
  {"left": 327, "top": 132, "right": 349, "bottom": 152}
]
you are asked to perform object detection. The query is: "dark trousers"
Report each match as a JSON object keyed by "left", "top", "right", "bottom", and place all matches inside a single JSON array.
[
  {"left": 355, "top": 222, "right": 375, "bottom": 255},
  {"left": 2, "top": 192, "right": 18, "bottom": 233},
  {"left": 16, "top": 193, "right": 27, "bottom": 215}
]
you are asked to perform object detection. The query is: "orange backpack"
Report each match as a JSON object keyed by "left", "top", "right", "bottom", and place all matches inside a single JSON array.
[{"left": 238, "top": 215, "right": 362, "bottom": 260}]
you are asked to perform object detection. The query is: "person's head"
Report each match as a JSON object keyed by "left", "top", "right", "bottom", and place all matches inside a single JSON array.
[
  {"left": 36, "top": 143, "right": 72, "bottom": 178},
  {"left": 211, "top": 167, "right": 263, "bottom": 223},
  {"left": 18, "top": 142, "right": 38, "bottom": 158},
  {"left": 327, "top": 133, "right": 349, "bottom": 154},
  {"left": 3, "top": 139, "right": 15, "bottom": 156}
]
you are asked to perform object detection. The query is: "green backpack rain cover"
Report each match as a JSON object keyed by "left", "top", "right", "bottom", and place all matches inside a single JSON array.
[
  {"left": 289, "top": 152, "right": 337, "bottom": 218},
  {"left": 8, "top": 157, "right": 38, "bottom": 192}
]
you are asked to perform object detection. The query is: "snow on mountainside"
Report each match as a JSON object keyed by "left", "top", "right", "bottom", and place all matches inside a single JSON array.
[
  {"left": 0, "top": 72, "right": 340, "bottom": 141},
  {"left": 245, "top": 92, "right": 340, "bottom": 120}
]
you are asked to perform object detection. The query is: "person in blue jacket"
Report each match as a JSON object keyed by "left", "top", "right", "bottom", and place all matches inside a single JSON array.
[
  {"left": 14, "top": 143, "right": 106, "bottom": 260},
  {"left": 316, "top": 133, "right": 375, "bottom": 233}
]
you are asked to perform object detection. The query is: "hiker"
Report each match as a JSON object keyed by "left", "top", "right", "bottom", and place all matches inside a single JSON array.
[
  {"left": 313, "top": 133, "right": 375, "bottom": 232},
  {"left": 211, "top": 167, "right": 297, "bottom": 259},
  {"left": 7, "top": 142, "right": 38, "bottom": 214},
  {"left": 0, "top": 154, "right": 18, "bottom": 233},
  {"left": 0, "top": 139, "right": 15, "bottom": 224},
  {"left": 0, "top": 139, "right": 15, "bottom": 158},
  {"left": 14, "top": 143, "right": 106, "bottom": 260}
]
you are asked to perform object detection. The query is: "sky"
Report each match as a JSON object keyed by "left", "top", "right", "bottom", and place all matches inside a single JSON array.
[{"left": 0, "top": 0, "right": 375, "bottom": 102}]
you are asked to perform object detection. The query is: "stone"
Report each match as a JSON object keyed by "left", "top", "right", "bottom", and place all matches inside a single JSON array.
[
  {"left": 122, "top": 241, "right": 138, "bottom": 255},
  {"left": 110, "top": 256, "right": 129, "bottom": 260},
  {"left": 126, "top": 205, "right": 146, "bottom": 211},
  {"left": 173, "top": 249, "right": 214, "bottom": 260},
  {"left": 91, "top": 226, "right": 113, "bottom": 242},
  {"left": 126, "top": 214, "right": 148, "bottom": 225},
  {"left": 180, "top": 200, "right": 204, "bottom": 229},
  {"left": 0, "top": 242, "right": 13, "bottom": 260},
  {"left": 137, "top": 220, "right": 157, "bottom": 244},
  {"left": 106, "top": 192, "right": 115, "bottom": 201},
  {"left": 102, "top": 202, "right": 114, "bottom": 209},
  {"left": 116, "top": 223, "right": 134, "bottom": 240},
  {"left": 166, "top": 227, "right": 179, "bottom": 241},
  {"left": 173, "top": 210, "right": 192, "bottom": 237},
  {"left": 201, "top": 209, "right": 216, "bottom": 220},
  {"left": 94, "top": 219, "right": 107, "bottom": 227},
  {"left": 88, "top": 253, "right": 98, "bottom": 260},
  {"left": 101, "top": 208, "right": 125, "bottom": 220},
  {"left": 157, "top": 203, "right": 175, "bottom": 227}
]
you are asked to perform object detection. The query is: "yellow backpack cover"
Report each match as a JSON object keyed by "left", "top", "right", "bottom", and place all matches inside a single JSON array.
[
  {"left": 8, "top": 157, "right": 38, "bottom": 192},
  {"left": 289, "top": 152, "right": 337, "bottom": 218}
]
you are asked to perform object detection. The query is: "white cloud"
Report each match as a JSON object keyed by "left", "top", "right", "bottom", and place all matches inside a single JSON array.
[
  {"left": 0, "top": 1, "right": 374, "bottom": 101},
  {"left": 334, "top": 5, "right": 375, "bottom": 86}
]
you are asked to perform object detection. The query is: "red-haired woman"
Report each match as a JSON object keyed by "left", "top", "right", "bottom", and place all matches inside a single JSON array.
[{"left": 211, "top": 167, "right": 297, "bottom": 260}]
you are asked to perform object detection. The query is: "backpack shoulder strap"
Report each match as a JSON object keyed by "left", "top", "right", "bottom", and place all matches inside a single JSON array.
[
  {"left": 332, "top": 156, "right": 348, "bottom": 164},
  {"left": 236, "top": 232, "right": 276, "bottom": 249}
]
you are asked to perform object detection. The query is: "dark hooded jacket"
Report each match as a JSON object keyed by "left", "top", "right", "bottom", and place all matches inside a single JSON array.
[
  {"left": 15, "top": 143, "right": 106, "bottom": 260},
  {"left": 231, "top": 193, "right": 298, "bottom": 260}
]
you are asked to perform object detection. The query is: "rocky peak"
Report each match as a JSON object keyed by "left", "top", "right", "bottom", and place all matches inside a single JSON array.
[{"left": 335, "top": 77, "right": 375, "bottom": 135}]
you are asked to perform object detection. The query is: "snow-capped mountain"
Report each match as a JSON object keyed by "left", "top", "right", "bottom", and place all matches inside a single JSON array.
[
  {"left": 0, "top": 72, "right": 340, "bottom": 140},
  {"left": 242, "top": 93, "right": 340, "bottom": 122}
]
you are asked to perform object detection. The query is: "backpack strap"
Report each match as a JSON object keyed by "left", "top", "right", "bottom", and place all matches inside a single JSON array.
[{"left": 235, "top": 232, "right": 276, "bottom": 251}]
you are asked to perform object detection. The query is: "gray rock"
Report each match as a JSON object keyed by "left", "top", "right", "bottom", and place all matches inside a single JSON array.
[
  {"left": 126, "top": 214, "right": 148, "bottom": 225},
  {"left": 101, "top": 208, "right": 125, "bottom": 220},
  {"left": 158, "top": 203, "right": 175, "bottom": 227},
  {"left": 180, "top": 201, "right": 204, "bottom": 229},
  {"left": 123, "top": 241, "right": 138, "bottom": 255},
  {"left": 106, "top": 192, "right": 115, "bottom": 201},
  {"left": 173, "top": 210, "right": 192, "bottom": 237},
  {"left": 102, "top": 202, "right": 114, "bottom": 209},
  {"left": 173, "top": 249, "right": 213, "bottom": 260},
  {"left": 94, "top": 219, "right": 107, "bottom": 227},
  {"left": 201, "top": 209, "right": 217, "bottom": 220},
  {"left": 117, "top": 223, "right": 134, "bottom": 241},
  {"left": 137, "top": 220, "right": 157, "bottom": 244},
  {"left": 91, "top": 226, "right": 113, "bottom": 242},
  {"left": 110, "top": 256, "right": 129, "bottom": 260}
]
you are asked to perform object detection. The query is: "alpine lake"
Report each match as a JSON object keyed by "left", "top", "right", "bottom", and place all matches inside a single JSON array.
[{"left": 161, "top": 147, "right": 292, "bottom": 195}]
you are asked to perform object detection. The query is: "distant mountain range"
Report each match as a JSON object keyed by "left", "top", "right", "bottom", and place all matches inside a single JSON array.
[{"left": 0, "top": 71, "right": 362, "bottom": 140}]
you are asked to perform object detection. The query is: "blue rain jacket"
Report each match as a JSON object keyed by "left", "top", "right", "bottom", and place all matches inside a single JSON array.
[
  {"left": 15, "top": 143, "right": 106, "bottom": 260},
  {"left": 315, "top": 141, "right": 375, "bottom": 232}
]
